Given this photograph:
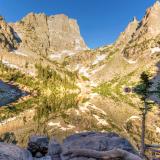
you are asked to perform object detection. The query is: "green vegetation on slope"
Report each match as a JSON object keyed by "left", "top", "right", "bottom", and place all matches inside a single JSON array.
[
  {"left": 94, "top": 71, "right": 138, "bottom": 107},
  {"left": 0, "top": 60, "right": 79, "bottom": 127}
]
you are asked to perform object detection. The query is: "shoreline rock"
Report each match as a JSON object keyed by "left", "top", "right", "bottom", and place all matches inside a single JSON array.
[{"left": 0, "top": 132, "right": 141, "bottom": 160}]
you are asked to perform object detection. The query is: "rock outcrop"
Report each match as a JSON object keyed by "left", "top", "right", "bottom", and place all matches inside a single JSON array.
[
  {"left": 115, "top": 17, "right": 139, "bottom": 48},
  {"left": 122, "top": 1, "right": 160, "bottom": 60},
  {"left": 134, "top": 1, "right": 160, "bottom": 41},
  {"left": 10, "top": 13, "right": 87, "bottom": 56},
  {"left": 0, "top": 132, "right": 142, "bottom": 160},
  {"left": 28, "top": 136, "right": 49, "bottom": 157},
  {"left": 0, "top": 16, "right": 20, "bottom": 52},
  {"left": 0, "top": 142, "right": 33, "bottom": 160}
]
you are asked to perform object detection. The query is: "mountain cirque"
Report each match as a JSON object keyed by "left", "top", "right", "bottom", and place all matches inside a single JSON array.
[{"left": 0, "top": 1, "right": 160, "bottom": 158}]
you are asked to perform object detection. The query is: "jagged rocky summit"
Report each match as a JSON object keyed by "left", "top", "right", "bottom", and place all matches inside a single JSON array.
[
  {"left": 0, "top": 132, "right": 142, "bottom": 160},
  {"left": 0, "top": 13, "right": 88, "bottom": 57},
  {"left": 122, "top": 0, "right": 160, "bottom": 60}
]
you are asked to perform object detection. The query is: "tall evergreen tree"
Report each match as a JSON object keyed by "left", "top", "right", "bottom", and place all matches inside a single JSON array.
[{"left": 135, "top": 72, "right": 153, "bottom": 157}]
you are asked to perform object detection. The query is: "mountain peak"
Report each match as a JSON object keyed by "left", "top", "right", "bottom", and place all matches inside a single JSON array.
[
  {"left": 115, "top": 17, "right": 139, "bottom": 47},
  {"left": 11, "top": 12, "right": 87, "bottom": 56},
  {"left": 133, "top": 16, "right": 138, "bottom": 23},
  {"left": 153, "top": 1, "right": 160, "bottom": 8},
  {"left": 130, "top": 1, "right": 160, "bottom": 41},
  {"left": 122, "top": 1, "right": 160, "bottom": 59},
  {"left": 147, "top": 1, "right": 160, "bottom": 15},
  {"left": 146, "top": 1, "right": 160, "bottom": 19}
]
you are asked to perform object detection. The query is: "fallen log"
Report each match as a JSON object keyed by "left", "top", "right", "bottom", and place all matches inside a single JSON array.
[{"left": 63, "top": 148, "right": 143, "bottom": 160}]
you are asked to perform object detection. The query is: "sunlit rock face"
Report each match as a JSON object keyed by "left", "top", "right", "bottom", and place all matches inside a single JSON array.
[
  {"left": 122, "top": 1, "right": 160, "bottom": 60},
  {"left": 134, "top": 1, "right": 160, "bottom": 41},
  {"left": 115, "top": 17, "right": 139, "bottom": 48},
  {"left": 0, "top": 133, "right": 140, "bottom": 160},
  {"left": 10, "top": 13, "right": 87, "bottom": 56},
  {"left": 0, "top": 16, "right": 20, "bottom": 52}
]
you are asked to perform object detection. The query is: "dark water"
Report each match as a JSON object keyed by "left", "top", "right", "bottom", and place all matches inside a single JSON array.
[{"left": 0, "top": 80, "right": 27, "bottom": 106}]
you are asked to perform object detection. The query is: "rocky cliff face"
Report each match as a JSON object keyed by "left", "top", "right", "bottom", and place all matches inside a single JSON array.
[
  {"left": 134, "top": 1, "right": 160, "bottom": 41},
  {"left": 115, "top": 17, "right": 139, "bottom": 48},
  {"left": 0, "top": 16, "right": 20, "bottom": 52},
  {"left": 10, "top": 13, "right": 87, "bottom": 56},
  {"left": 123, "top": 1, "right": 160, "bottom": 60}
]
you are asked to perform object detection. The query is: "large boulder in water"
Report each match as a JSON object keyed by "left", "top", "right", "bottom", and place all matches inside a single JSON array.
[{"left": 0, "top": 142, "right": 33, "bottom": 160}]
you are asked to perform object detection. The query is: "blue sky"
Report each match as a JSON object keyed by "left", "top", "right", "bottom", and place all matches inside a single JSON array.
[{"left": 0, "top": 0, "right": 156, "bottom": 48}]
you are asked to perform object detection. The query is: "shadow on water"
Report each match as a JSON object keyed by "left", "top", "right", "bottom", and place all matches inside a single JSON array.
[{"left": 0, "top": 80, "right": 29, "bottom": 107}]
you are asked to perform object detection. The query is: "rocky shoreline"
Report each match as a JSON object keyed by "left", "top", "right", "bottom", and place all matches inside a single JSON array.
[{"left": 0, "top": 132, "right": 142, "bottom": 160}]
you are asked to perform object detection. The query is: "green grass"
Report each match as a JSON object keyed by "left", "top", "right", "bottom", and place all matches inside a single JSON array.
[
  {"left": 94, "top": 70, "right": 138, "bottom": 107},
  {"left": 0, "top": 61, "right": 79, "bottom": 124}
]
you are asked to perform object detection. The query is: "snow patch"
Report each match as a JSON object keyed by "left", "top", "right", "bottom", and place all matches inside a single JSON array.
[
  {"left": 79, "top": 67, "right": 90, "bottom": 78},
  {"left": 60, "top": 125, "right": 75, "bottom": 131},
  {"left": 49, "top": 53, "right": 62, "bottom": 60},
  {"left": 151, "top": 47, "right": 160, "bottom": 54},
  {"left": 0, "top": 117, "right": 17, "bottom": 126},
  {"left": 48, "top": 122, "right": 61, "bottom": 127},
  {"left": 75, "top": 109, "right": 80, "bottom": 115},
  {"left": 90, "top": 105, "right": 106, "bottom": 115},
  {"left": 92, "top": 54, "right": 106, "bottom": 65},
  {"left": 78, "top": 101, "right": 106, "bottom": 116},
  {"left": 156, "top": 126, "right": 160, "bottom": 134},
  {"left": 48, "top": 122, "right": 75, "bottom": 131},
  {"left": 90, "top": 64, "right": 106, "bottom": 75},
  {"left": 12, "top": 50, "right": 28, "bottom": 57},
  {"left": 61, "top": 50, "right": 76, "bottom": 56},
  {"left": 123, "top": 57, "right": 137, "bottom": 64},
  {"left": 79, "top": 102, "right": 90, "bottom": 113},
  {"left": 127, "top": 60, "right": 137, "bottom": 64},
  {"left": 49, "top": 50, "right": 77, "bottom": 60},
  {"left": 75, "top": 64, "right": 82, "bottom": 71},
  {"left": 2, "top": 60, "right": 19, "bottom": 69},
  {"left": 90, "top": 81, "right": 98, "bottom": 87},
  {"left": 126, "top": 115, "right": 140, "bottom": 123},
  {"left": 93, "top": 114, "right": 108, "bottom": 126}
]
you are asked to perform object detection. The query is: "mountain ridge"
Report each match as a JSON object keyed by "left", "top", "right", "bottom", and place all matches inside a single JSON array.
[{"left": 0, "top": 1, "right": 160, "bottom": 155}]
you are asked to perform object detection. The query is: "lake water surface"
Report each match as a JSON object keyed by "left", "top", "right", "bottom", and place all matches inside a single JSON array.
[{"left": 0, "top": 80, "right": 27, "bottom": 106}]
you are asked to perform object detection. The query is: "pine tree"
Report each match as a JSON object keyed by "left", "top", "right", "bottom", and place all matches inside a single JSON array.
[{"left": 135, "top": 72, "right": 153, "bottom": 157}]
